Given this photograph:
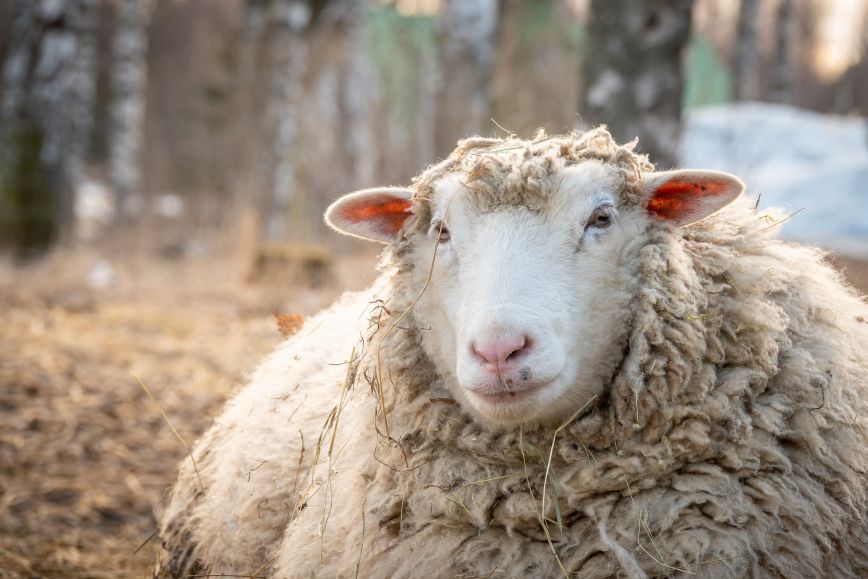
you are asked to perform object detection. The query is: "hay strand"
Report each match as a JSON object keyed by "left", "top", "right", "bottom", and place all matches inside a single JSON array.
[{"left": 132, "top": 373, "right": 204, "bottom": 490}]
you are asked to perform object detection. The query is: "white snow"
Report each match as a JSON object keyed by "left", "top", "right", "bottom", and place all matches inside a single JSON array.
[
  {"left": 680, "top": 102, "right": 868, "bottom": 257},
  {"left": 75, "top": 179, "right": 115, "bottom": 240}
]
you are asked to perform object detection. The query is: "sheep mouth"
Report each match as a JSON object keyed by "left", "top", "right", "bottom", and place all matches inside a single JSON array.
[{"left": 469, "top": 382, "right": 546, "bottom": 405}]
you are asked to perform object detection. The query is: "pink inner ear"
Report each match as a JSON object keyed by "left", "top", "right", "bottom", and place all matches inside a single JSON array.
[
  {"left": 337, "top": 195, "right": 412, "bottom": 235},
  {"left": 647, "top": 178, "right": 731, "bottom": 221}
]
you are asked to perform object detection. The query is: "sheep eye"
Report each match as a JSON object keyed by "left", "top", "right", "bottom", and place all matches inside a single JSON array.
[
  {"left": 586, "top": 207, "right": 613, "bottom": 230},
  {"left": 432, "top": 220, "right": 451, "bottom": 243}
]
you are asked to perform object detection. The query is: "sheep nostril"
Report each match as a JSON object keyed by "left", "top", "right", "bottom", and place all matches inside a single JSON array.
[
  {"left": 505, "top": 337, "right": 528, "bottom": 362},
  {"left": 471, "top": 335, "right": 531, "bottom": 369}
]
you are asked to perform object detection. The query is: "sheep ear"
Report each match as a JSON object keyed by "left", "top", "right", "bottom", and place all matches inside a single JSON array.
[
  {"left": 641, "top": 170, "right": 744, "bottom": 226},
  {"left": 325, "top": 187, "right": 414, "bottom": 243}
]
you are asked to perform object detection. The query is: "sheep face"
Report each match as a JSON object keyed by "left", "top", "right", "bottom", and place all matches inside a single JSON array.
[
  {"left": 327, "top": 153, "right": 743, "bottom": 426},
  {"left": 406, "top": 162, "right": 637, "bottom": 426}
]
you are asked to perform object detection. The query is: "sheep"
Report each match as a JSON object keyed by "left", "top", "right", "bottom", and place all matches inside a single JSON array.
[{"left": 155, "top": 128, "right": 868, "bottom": 578}]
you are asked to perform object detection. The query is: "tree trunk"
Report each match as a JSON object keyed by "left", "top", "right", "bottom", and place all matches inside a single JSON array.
[
  {"left": 417, "top": 40, "right": 439, "bottom": 169},
  {"left": 262, "top": 0, "right": 310, "bottom": 241},
  {"left": 229, "top": 0, "right": 270, "bottom": 212},
  {"left": 109, "top": 0, "right": 153, "bottom": 219},
  {"left": 0, "top": 0, "right": 99, "bottom": 256},
  {"left": 342, "top": 0, "right": 375, "bottom": 189},
  {"left": 435, "top": 0, "right": 499, "bottom": 155},
  {"left": 582, "top": 0, "right": 694, "bottom": 169},
  {"left": 733, "top": 0, "right": 761, "bottom": 101},
  {"left": 769, "top": 0, "right": 792, "bottom": 104}
]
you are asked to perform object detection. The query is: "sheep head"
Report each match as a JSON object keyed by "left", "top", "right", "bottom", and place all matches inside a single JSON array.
[{"left": 326, "top": 129, "right": 743, "bottom": 426}]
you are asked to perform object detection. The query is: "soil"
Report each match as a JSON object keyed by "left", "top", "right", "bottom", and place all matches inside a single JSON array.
[{"left": 0, "top": 241, "right": 377, "bottom": 578}]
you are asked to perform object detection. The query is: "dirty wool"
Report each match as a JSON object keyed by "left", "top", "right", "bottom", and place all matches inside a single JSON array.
[{"left": 157, "top": 129, "right": 868, "bottom": 578}]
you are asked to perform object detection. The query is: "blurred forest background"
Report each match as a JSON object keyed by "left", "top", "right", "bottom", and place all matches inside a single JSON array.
[
  {"left": 1, "top": 0, "right": 867, "bottom": 260},
  {"left": 1, "top": 1, "right": 868, "bottom": 577}
]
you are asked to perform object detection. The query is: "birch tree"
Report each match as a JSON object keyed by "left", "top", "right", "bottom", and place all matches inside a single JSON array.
[
  {"left": 262, "top": 0, "right": 311, "bottom": 241},
  {"left": 229, "top": 0, "right": 269, "bottom": 215},
  {"left": 0, "top": 0, "right": 99, "bottom": 254},
  {"left": 583, "top": 0, "right": 694, "bottom": 168},
  {"left": 109, "top": 0, "right": 154, "bottom": 219},
  {"left": 769, "top": 0, "right": 793, "bottom": 104},
  {"left": 417, "top": 37, "right": 439, "bottom": 169},
  {"left": 733, "top": 0, "right": 761, "bottom": 100},
  {"left": 342, "top": 0, "right": 375, "bottom": 189},
  {"left": 435, "top": 0, "right": 499, "bottom": 155}
]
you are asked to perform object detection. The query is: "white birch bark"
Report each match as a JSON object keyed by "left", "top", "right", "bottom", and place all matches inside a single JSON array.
[
  {"left": 0, "top": 0, "right": 99, "bottom": 250},
  {"left": 583, "top": 0, "right": 694, "bottom": 168},
  {"left": 769, "top": 0, "right": 793, "bottom": 104},
  {"left": 109, "top": 0, "right": 153, "bottom": 217},
  {"left": 264, "top": 0, "right": 310, "bottom": 240},
  {"left": 417, "top": 39, "right": 439, "bottom": 169},
  {"left": 0, "top": 0, "right": 36, "bottom": 130},
  {"left": 435, "top": 0, "right": 499, "bottom": 154},
  {"left": 734, "top": 0, "right": 761, "bottom": 100},
  {"left": 343, "top": 0, "right": 375, "bottom": 188},
  {"left": 230, "top": 0, "right": 269, "bottom": 207}
]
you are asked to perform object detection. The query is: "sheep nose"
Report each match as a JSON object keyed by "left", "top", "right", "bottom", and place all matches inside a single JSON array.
[{"left": 471, "top": 335, "right": 530, "bottom": 374}]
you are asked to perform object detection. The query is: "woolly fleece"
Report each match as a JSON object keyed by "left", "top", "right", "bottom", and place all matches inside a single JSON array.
[{"left": 156, "top": 129, "right": 868, "bottom": 578}]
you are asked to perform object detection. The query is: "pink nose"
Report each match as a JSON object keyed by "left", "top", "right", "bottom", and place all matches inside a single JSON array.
[{"left": 471, "top": 335, "right": 530, "bottom": 374}]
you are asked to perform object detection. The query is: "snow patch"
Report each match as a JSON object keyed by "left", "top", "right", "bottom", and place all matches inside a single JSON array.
[
  {"left": 680, "top": 102, "right": 868, "bottom": 256},
  {"left": 75, "top": 179, "right": 115, "bottom": 240}
]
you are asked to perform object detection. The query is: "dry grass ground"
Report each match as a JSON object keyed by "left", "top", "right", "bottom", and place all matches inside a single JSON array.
[
  {"left": 0, "top": 238, "right": 865, "bottom": 578},
  {"left": 0, "top": 237, "right": 378, "bottom": 578}
]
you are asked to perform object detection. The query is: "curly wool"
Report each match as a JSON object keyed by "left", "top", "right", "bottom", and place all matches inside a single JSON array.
[
  {"left": 156, "top": 130, "right": 868, "bottom": 578},
  {"left": 408, "top": 128, "right": 652, "bottom": 222}
]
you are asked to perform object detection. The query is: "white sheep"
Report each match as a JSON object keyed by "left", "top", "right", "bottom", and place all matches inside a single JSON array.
[{"left": 156, "top": 128, "right": 868, "bottom": 578}]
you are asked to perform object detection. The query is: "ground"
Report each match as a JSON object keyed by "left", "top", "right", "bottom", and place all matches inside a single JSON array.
[
  {"left": 0, "top": 237, "right": 377, "bottom": 578},
  {"left": 0, "top": 240, "right": 864, "bottom": 578}
]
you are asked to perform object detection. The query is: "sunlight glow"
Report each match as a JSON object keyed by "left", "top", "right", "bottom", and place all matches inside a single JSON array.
[
  {"left": 376, "top": 0, "right": 442, "bottom": 17},
  {"left": 814, "top": 0, "right": 865, "bottom": 79}
]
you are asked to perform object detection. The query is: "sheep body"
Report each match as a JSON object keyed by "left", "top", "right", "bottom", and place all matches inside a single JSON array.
[
  {"left": 156, "top": 288, "right": 380, "bottom": 576},
  {"left": 157, "top": 130, "right": 868, "bottom": 578}
]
